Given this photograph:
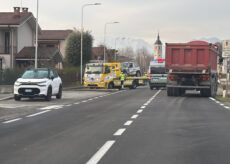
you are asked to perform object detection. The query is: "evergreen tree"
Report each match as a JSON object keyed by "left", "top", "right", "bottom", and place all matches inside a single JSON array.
[{"left": 65, "top": 30, "right": 93, "bottom": 66}]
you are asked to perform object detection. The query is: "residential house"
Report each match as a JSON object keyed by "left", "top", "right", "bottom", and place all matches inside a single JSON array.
[
  {"left": 16, "top": 47, "right": 63, "bottom": 68},
  {"left": 38, "top": 30, "right": 72, "bottom": 59},
  {"left": 0, "top": 7, "right": 41, "bottom": 69}
]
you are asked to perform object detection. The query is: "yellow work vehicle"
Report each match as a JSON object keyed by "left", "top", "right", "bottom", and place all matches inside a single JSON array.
[{"left": 84, "top": 62, "right": 149, "bottom": 89}]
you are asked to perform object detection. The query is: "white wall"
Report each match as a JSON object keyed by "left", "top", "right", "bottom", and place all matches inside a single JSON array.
[
  {"left": 0, "top": 54, "right": 11, "bottom": 69},
  {"left": 60, "top": 40, "right": 67, "bottom": 58},
  {"left": 17, "top": 22, "right": 34, "bottom": 53}
]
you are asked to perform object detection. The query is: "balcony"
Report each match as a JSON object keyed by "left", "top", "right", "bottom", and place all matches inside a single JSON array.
[{"left": 0, "top": 45, "right": 17, "bottom": 55}]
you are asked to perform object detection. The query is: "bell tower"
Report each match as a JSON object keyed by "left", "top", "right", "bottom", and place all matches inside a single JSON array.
[{"left": 154, "top": 33, "right": 162, "bottom": 59}]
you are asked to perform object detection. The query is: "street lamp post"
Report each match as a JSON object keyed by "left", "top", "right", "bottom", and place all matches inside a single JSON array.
[
  {"left": 103, "top": 22, "right": 119, "bottom": 63},
  {"left": 80, "top": 3, "right": 101, "bottom": 85},
  {"left": 35, "top": 0, "right": 39, "bottom": 69}
]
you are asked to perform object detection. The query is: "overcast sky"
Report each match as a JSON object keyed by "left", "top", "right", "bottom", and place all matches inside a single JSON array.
[{"left": 1, "top": 0, "right": 230, "bottom": 46}]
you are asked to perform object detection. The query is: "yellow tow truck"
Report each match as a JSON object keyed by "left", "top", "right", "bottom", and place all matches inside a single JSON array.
[{"left": 84, "top": 62, "right": 149, "bottom": 89}]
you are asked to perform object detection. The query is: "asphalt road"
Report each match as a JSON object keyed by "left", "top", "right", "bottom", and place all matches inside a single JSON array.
[{"left": 1, "top": 87, "right": 230, "bottom": 164}]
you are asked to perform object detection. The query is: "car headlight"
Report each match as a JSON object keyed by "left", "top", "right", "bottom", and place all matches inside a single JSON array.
[
  {"left": 14, "top": 81, "right": 21, "bottom": 86},
  {"left": 37, "top": 81, "right": 47, "bottom": 87}
]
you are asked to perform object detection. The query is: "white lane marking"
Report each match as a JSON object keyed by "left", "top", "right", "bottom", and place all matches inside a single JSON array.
[
  {"left": 220, "top": 104, "right": 225, "bottom": 106},
  {"left": 40, "top": 105, "right": 63, "bottom": 110},
  {"left": 113, "top": 128, "right": 126, "bottom": 136},
  {"left": 26, "top": 110, "right": 50, "bottom": 118},
  {"left": 215, "top": 101, "right": 220, "bottom": 104},
  {"left": 131, "top": 114, "right": 139, "bottom": 119},
  {"left": 74, "top": 102, "right": 80, "bottom": 105},
  {"left": 144, "top": 103, "right": 149, "bottom": 106},
  {"left": 137, "top": 109, "right": 143, "bottom": 113},
  {"left": 86, "top": 140, "right": 115, "bottom": 164},
  {"left": 209, "top": 97, "right": 215, "bottom": 101},
  {"left": 141, "top": 106, "right": 146, "bottom": 109},
  {"left": 124, "top": 120, "right": 133, "bottom": 126},
  {"left": 82, "top": 100, "right": 88, "bottom": 103},
  {"left": 88, "top": 99, "right": 93, "bottom": 101},
  {"left": 3, "top": 118, "right": 22, "bottom": 124},
  {"left": 224, "top": 106, "right": 230, "bottom": 109},
  {"left": 94, "top": 97, "right": 99, "bottom": 99},
  {"left": 65, "top": 104, "right": 72, "bottom": 107}
]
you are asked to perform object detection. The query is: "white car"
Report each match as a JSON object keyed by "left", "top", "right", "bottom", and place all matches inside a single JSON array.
[{"left": 14, "top": 68, "right": 62, "bottom": 101}]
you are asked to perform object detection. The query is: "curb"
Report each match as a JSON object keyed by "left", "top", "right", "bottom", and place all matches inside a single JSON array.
[{"left": 0, "top": 96, "right": 13, "bottom": 101}]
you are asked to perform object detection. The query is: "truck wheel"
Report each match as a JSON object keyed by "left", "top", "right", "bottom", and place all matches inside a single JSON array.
[
  {"left": 108, "top": 82, "right": 114, "bottom": 89},
  {"left": 167, "top": 88, "right": 172, "bottom": 96}
]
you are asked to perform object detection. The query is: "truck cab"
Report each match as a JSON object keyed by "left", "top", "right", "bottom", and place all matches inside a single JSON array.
[{"left": 84, "top": 63, "right": 121, "bottom": 88}]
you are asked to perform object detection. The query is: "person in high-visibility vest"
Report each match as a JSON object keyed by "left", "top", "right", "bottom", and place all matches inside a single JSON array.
[{"left": 120, "top": 72, "right": 125, "bottom": 89}]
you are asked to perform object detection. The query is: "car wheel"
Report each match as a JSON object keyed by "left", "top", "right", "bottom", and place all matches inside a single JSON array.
[
  {"left": 56, "top": 86, "right": 62, "bottom": 99},
  {"left": 45, "top": 87, "right": 52, "bottom": 101},
  {"left": 136, "top": 71, "right": 141, "bottom": 77},
  {"left": 14, "top": 95, "right": 21, "bottom": 101}
]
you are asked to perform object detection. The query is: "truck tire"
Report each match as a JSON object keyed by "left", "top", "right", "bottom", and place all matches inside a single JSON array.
[
  {"left": 167, "top": 87, "right": 172, "bottom": 96},
  {"left": 108, "top": 82, "right": 114, "bottom": 89}
]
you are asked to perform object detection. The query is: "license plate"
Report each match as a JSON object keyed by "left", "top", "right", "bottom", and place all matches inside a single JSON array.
[{"left": 25, "top": 89, "right": 32, "bottom": 93}]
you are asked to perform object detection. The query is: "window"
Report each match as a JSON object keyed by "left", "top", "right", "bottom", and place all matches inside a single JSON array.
[
  {"left": 52, "top": 70, "right": 58, "bottom": 78},
  {"left": 5, "top": 32, "right": 10, "bottom": 54},
  {"left": 49, "top": 70, "right": 55, "bottom": 79},
  {"left": 226, "top": 42, "right": 229, "bottom": 47},
  {"left": 0, "top": 59, "right": 2, "bottom": 70}
]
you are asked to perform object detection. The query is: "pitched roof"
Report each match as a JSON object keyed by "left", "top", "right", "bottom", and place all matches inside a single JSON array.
[
  {"left": 16, "top": 47, "right": 63, "bottom": 61},
  {"left": 38, "top": 30, "right": 73, "bottom": 40},
  {"left": 0, "top": 12, "right": 32, "bottom": 25}
]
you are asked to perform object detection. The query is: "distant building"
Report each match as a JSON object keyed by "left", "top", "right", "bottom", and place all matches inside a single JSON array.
[{"left": 154, "top": 33, "right": 162, "bottom": 59}]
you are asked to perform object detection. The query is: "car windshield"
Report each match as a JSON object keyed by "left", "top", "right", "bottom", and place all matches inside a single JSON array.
[
  {"left": 21, "top": 70, "right": 49, "bottom": 79},
  {"left": 150, "top": 67, "right": 165, "bottom": 74},
  {"left": 85, "top": 64, "right": 103, "bottom": 74}
]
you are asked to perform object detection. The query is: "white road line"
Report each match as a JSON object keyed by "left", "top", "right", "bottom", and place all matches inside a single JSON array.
[
  {"left": 215, "top": 101, "right": 220, "bottom": 104},
  {"left": 88, "top": 99, "right": 93, "bottom": 101},
  {"left": 209, "top": 97, "right": 215, "bottom": 101},
  {"left": 26, "top": 110, "right": 50, "bottom": 118},
  {"left": 40, "top": 105, "right": 63, "bottom": 110},
  {"left": 220, "top": 104, "right": 225, "bottom": 106},
  {"left": 144, "top": 103, "right": 149, "bottom": 106},
  {"left": 124, "top": 120, "right": 133, "bottom": 126},
  {"left": 141, "top": 106, "right": 146, "bottom": 109},
  {"left": 74, "top": 102, "right": 80, "bottom": 105},
  {"left": 224, "top": 106, "right": 230, "bottom": 109},
  {"left": 137, "top": 109, "right": 143, "bottom": 113},
  {"left": 3, "top": 118, "right": 22, "bottom": 124},
  {"left": 86, "top": 140, "right": 115, "bottom": 164},
  {"left": 82, "top": 100, "right": 88, "bottom": 103},
  {"left": 65, "top": 104, "right": 72, "bottom": 107},
  {"left": 131, "top": 114, "right": 139, "bottom": 119},
  {"left": 113, "top": 128, "right": 126, "bottom": 136}
]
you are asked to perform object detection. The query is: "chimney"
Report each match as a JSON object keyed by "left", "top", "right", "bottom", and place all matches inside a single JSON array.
[
  {"left": 13, "top": 7, "right": 20, "bottom": 16},
  {"left": 22, "top": 7, "right": 28, "bottom": 14}
]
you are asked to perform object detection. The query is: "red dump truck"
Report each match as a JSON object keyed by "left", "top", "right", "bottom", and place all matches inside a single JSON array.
[{"left": 165, "top": 41, "right": 218, "bottom": 97}]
